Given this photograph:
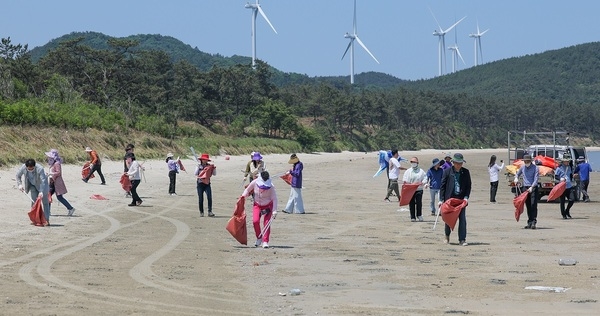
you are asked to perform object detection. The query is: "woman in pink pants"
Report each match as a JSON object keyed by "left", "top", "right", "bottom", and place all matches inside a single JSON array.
[{"left": 242, "top": 171, "right": 278, "bottom": 248}]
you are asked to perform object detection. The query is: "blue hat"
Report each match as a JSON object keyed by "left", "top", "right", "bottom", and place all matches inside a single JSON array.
[{"left": 431, "top": 158, "right": 441, "bottom": 168}]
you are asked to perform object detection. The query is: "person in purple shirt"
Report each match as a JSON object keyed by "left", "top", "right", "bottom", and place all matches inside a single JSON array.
[
  {"left": 282, "top": 154, "right": 304, "bottom": 214},
  {"left": 441, "top": 154, "right": 453, "bottom": 170},
  {"left": 574, "top": 156, "right": 592, "bottom": 202}
]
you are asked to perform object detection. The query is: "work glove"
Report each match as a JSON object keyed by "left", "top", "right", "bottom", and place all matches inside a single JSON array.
[
  {"left": 560, "top": 178, "right": 566, "bottom": 182},
  {"left": 513, "top": 178, "right": 519, "bottom": 184},
  {"left": 424, "top": 184, "right": 430, "bottom": 189},
  {"left": 18, "top": 185, "right": 24, "bottom": 191},
  {"left": 527, "top": 187, "right": 533, "bottom": 193},
  {"left": 272, "top": 210, "right": 278, "bottom": 218},
  {"left": 38, "top": 192, "right": 43, "bottom": 198},
  {"left": 464, "top": 198, "right": 468, "bottom": 205},
  {"left": 438, "top": 201, "right": 443, "bottom": 208}
]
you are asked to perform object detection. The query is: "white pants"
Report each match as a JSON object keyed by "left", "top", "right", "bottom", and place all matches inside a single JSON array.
[{"left": 285, "top": 187, "right": 304, "bottom": 214}]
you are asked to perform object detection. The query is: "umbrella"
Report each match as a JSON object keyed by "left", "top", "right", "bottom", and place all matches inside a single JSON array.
[
  {"left": 441, "top": 198, "right": 468, "bottom": 231},
  {"left": 226, "top": 196, "right": 247, "bottom": 245},
  {"left": 399, "top": 183, "right": 420, "bottom": 206},
  {"left": 547, "top": 181, "right": 566, "bottom": 201},
  {"left": 513, "top": 190, "right": 529, "bottom": 222}
]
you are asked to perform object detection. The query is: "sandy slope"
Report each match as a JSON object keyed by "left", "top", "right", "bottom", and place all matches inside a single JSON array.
[{"left": 1, "top": 149, "right": 599, "bottom": 315}]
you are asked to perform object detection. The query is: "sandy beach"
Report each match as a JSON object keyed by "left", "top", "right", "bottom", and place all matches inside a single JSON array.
[{"left": 1, "top": 149, "right": 599, "bottom": 315}]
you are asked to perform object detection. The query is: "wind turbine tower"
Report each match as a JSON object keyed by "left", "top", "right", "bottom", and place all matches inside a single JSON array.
[
  {"left": 448, "top": 26, "right": 465, "bottom": 73},
  {"left": 245, "top": 0, "right": 277, "bottom": 68},
  {"left": 430, "top": 9, "right": 466, "bottom": 76},
  {"left": 341, "top": 0, "right": 380, "bottom": 84},
  {"left": 469, "top": 21, "right": 489, "bottom": 66}
]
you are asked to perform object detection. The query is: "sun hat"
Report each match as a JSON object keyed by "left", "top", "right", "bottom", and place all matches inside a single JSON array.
[
  {"left": 45, "top": 148, "right": 59, "bottom": 158},
  {"left": 85, "top": 147, "right": 92, "bottom": 152},
  {"left": 288, "top": 154, "right": 299, "bottom": 164},
  {"left": 252, "top": 152, "right": 263, "bottom": 161},
  {"left": 561, "top": 155, "right": 572, "bottom": 162},
  {"left": 431, "top": 158, "right": 441, "bottom": 168},
  {"left": 199, "top": 153, "right": 211, "bottom": 161},
  {"left": 444, "top": 154, "right": 452, "bottom": 159},
  {"left": 167, "top": 152, "right": 174, "bottom": 158},
  {"left": 578, "top": 156, "right": 585, "bottom": 161},
  {"left": 522, "top": 154, "right": 532, "bottom": 161},
  {"left": 452, "top": 153, "right": 466, "bottom": 163},
  {"left": 125, "top": 144, "right": 135, "bottom": 151}
]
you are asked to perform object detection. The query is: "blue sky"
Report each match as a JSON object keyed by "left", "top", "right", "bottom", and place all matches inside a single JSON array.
[{"left": 2, "top": 1, "right": 599, "bottom": 81}]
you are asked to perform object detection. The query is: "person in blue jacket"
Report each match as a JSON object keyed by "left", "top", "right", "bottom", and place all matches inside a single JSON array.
[
  {"left": 574, "top": 156, "right": 592, "bottom": 202},
  {"left": 282, "top": 154, "right": 304, "bottom": 214},
  {"left": 555, "top": 155, "right": 575, "bottom": 219},
  {"left": 426, "top": 158, "right": 444, "bottom": 216}
]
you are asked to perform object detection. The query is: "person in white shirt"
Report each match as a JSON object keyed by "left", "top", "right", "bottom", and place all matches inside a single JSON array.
[
  {"left": 403, "top": 157, "right": 428, "bottom": 222},
  {"left": 125, "top": 155, "right": 143, "bottom": 206},
  {"left": 488, "top": 155, "right": 504, "bottom": 203},
  {"left": 384, "top": 150, "right": 406, "bottom": 202}
]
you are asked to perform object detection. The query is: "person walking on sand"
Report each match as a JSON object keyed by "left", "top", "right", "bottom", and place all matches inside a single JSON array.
[
  {"left": 439, "top": 153, "right": 472, "bottom": 245},
  {"left": 403, "top": 156, "right": 428, "bottom": 222},
  {"left": 441, "top": 154, "right": 452, "bottom": 170},
  {"left": 488, "top": 155, "right": 505, "bottom": 203},
  {"left": 125, "top": 154, "right": 143, "bottom": 207},
  {"left": 166, "top": 153, "right": 179, "bottom": 196},
  {"left": 555, "top": 155, "right": 575, "bottom": 219},
  {"left": 83, "top": 146, "right": 106, "bottom": 185},
  {"left": 426, "top": 158, "right": 444, "bottom": 216},
  {"left": 514, "top": 155, "right": 539, "bottom": 228},
  {"left": 574, "top": 156, "right": 592, "bottom": 202},
  {"left": 242, "top": 171, "right": 278, "bottom": 248},
  {"left": 384, "top": 150, "right": 406, "bottom": 202},
  {"left": 195, "top": 153, "right": 216, "bottom": 217},
  {"left": 282, "top": 154, "right": 305, "bottom": 214},
  {"left": 247, "top": 152, "right": 266, "bottom": 182},
  {"left": 46, "top": 149, "right": 75, "bottom": 216},
  {"left": 243, "top": 152, "right": 256, "bottom": 185},
  {"left": 16, "top": 159, "right": 51, "bottom": 224},
  {"left": 123, "top": 144, "right": 135, "bottom": 197}
]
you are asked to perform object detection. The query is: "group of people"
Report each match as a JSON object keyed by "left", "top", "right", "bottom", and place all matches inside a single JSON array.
[
  {"left": 514, "top": 154, "right": 593, "bottom": 229},
  {"left": 384, "top": 151, "right": 472, "bottom": 246}
]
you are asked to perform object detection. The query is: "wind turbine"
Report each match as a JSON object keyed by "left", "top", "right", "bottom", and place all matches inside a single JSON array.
[
  {"left": 341, "top": 0, "right": 379, "bottom": 84},
  {"left": 245, "top": 0, "right": 277, "bottom": 69},
  {"left": 469, "top": 21, "right": 489, "bottom": 66},
  {"left": 430, "top": 9, "right": 466, "bottom": 76},
  {"left": 448, "top": 25, "right": 465, "bottom": 73}
]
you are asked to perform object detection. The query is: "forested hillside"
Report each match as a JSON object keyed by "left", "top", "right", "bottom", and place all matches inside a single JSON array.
[{"left": 2, "top": 33, "right": 599, "bottom": 161}]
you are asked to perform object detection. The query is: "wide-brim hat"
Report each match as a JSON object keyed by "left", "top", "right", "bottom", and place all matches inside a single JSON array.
[
  {"left": 431, "top": 158, "right": 441, "bottom": 168},
  {"left": 199, "top": 153, "right": 211, "bottom": 161},
  {"left": 560, "top": 155, "right": 572, "bottom": 162},
  {"left": 522, "top": 154, "right": 532, "bottom": 161},
  {"left": 288, "top": 154, "right": 299, "bottom": 164},
  {"left": 85, "top": 147, "right": 92, "bottom": 152},
  {"left": 452, "top": 153, "right": 466, "bottom": 163},
  {"left": 167, "top": 152, "right": 174, "bottom": 158},
  {"left": 45, "top": 148, "right": 58, "bottom": 158},
  {"left": 252, "top": 152, "right": 263, "bottom": 161},
  {"left": 578, "top": 156, "right": 585, "bottom": 161}
]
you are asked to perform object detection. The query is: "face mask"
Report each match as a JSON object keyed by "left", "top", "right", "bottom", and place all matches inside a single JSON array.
[
  {"left": 411, "top": 163, "right": 418, "bottom": 168},
  {"left": 525, "top": 162, "right": 531, "bottom": 167}
]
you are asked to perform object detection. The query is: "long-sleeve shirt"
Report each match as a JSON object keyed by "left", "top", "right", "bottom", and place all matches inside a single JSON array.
[
  {"left": 243, "top": 179, "right": 277, "bottom": 211},
  {"left": 290, "top": 162, "right": 303, "bottom": 188},
  {"left": 574, "top": 162, "right": 592, "bottom": 181},
  {"left": 426, "top": 167, "right": 444, "bottom": 190},
  {"left": 127, "top": 161, "right": 141, "bottom": 180},
  {"left": 16, "top": 163, "right": 49, "bottom": 194},
  {"left": 403, "top": 167, "right": 428, "bottom": 191},
  {"left": 167, "top": 159, "right": 179, "bottom": 172},
  {"left": 195, "top": 164, "right": 217, "bottom": 184},
  {"left": 516, "top": 164, "right": 539, "bottom": 187},
  {"left": 555, "top": 165, "right": 574, "bottom": 189},
  {"left": 488, "top": 162, "right": 505, "bottom": 182}
]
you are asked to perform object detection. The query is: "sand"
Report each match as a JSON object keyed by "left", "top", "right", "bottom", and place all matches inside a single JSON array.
[{"left": 1, "top": 149, "right": 599, "bottom": 315}]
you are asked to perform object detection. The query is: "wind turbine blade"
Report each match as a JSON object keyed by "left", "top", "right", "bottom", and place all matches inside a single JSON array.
[
  {"left": 428, "top": 6, "right": 443, "bottom": 32},
  {"left": 257, "top": 6, "right": 278, "bottom": 34},
  {"left": 480, "top": 29, "right": 489, "bottom": 36},
  {"left": 341, "top": 40, "right": 353, "bottom": 60},
  {"left": 456, "top": 48, "right": 466, "bottom": 65},
  {"left": 353, "top": 0, "right": 357, "bottom": 34},
  {"left": 476, "top": 20, "right": 480, "bottom": 34},
  {"left": 354, "top": 36, "right": 380, "bottom": 64},
  {"left": 443, "top": 16, "right": 466, "bottom": 34}
]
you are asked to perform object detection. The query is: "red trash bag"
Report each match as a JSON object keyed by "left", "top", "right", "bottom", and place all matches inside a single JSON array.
[
  {"left": 547, "top": 181, "right": 566, "bottom": 202},
  {"left": 226, "top": 196, "right": 247, "bottom": 245},
  {"left": 280, "top": 173, "right": 292, "bottom": 186},
  {"left": 28, "top": 196, "right": 48, "bottom": 227},
  {"left": 177, "top": 159, "right": 186, "bottom": 172},
  {"left": 399, "top": 183, "right": 420, "bottom": 206},
  {"left": 441, "top": 198, "right": 468, "bottom": 231},
  {"left": 198, "top": 165, "right": 215, "bottom": 185},
  {"left": 513, "top": 191, "right": 529, "bottom": 222},
  {"left": 82, "top": 162, "right": 95, "bottom": 179},
  {"left": 120, "top": 174, "right": 132, "bottom": 192}
]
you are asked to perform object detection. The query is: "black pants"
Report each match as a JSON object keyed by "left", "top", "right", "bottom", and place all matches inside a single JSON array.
[
  {"left": 87, "top": 163, "right": 106, "bottom": 184},
  {"left": 523, "top": 186, "right": 538, "bottom": 225},
  {"left": 560, "top": 187, "right": 574, "bottom": 216},
  {"left": 490, "top": 181, "right": 499, "bottom": 202},
  {"left": 168, "top": 170, "right": 177, "bottom": 194},
  {"left": 409, "top": 190, "right": 423, "bottom": 219},
  {"left": 581, "top": 180, "right": 590, "bottom": 200},
  {"left": 130, "top": 179, "right": 142, "bottom": 204}
]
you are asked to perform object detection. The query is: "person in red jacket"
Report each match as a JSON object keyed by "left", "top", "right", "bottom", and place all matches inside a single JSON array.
[{"left": 83, "top": 146, "right": 106, "bottom": 185}]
